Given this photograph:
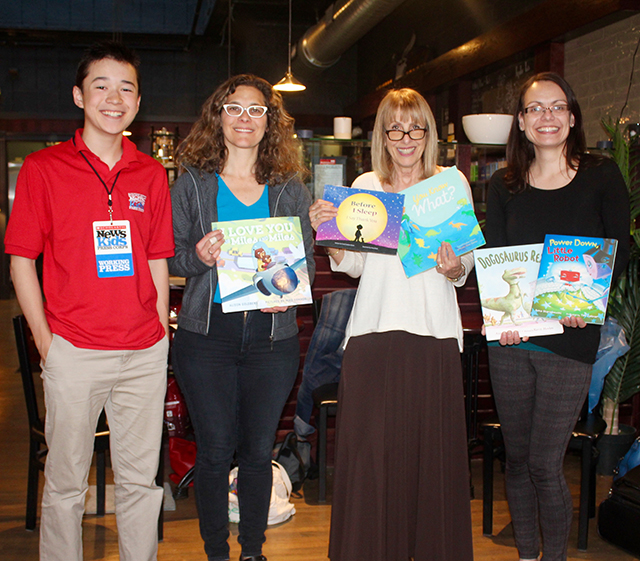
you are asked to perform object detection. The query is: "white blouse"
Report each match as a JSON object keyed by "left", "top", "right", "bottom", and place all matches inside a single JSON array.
[{"left": 331, "top": 170, "right": 475, "bottom": 352}]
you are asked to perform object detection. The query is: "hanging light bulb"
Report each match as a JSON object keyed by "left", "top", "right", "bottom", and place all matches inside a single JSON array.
[{"left": 273, "top": 0, "right": 306, "bottom": 92}]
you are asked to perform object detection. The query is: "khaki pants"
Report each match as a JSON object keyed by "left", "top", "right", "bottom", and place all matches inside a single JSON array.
[{"left": 39, "top": 334, "right": 169, "bottom": 561}]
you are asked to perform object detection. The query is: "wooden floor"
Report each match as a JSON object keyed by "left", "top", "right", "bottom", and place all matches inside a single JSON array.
[{"left": 0, "top": 297, "right": 637, "bottom": 561}]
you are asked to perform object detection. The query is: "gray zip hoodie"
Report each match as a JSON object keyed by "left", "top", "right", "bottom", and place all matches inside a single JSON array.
[{"left": 168, "top": 165, "right": 316, "bottom": 340}]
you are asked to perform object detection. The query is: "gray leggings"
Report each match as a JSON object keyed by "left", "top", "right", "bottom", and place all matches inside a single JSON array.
[{"left": 488, "top": 347, "right": 592, "bottom": 561}]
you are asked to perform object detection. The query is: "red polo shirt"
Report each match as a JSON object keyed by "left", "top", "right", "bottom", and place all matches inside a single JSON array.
[{"left": 6, "top": 130, "right": 175, "bottom": 350}]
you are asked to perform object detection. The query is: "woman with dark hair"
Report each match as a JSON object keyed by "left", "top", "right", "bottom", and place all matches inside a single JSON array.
[
  {"left": 168, "top": 74, "right": 315, "bottom": 561},
  {"left": 485, "top": 72, "right": 630, "bottom": 561},
  {"left": 309, "top": 88, "right": 475, "bottom": 561}
]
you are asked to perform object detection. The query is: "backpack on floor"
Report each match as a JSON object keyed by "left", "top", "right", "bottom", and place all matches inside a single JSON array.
[
  {"left": 228, "top": 461, "right": 296, "bottom": 525},
  {"left": 598, "top": 464, "right": 640, "bottom": 557},
  {"left": 273, "top": 431, "right": 312, "bottom": 495}
]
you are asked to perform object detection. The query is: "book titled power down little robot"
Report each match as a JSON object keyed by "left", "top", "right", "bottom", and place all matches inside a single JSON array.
[
  {"left": 212, "top": 217, "right": 313, "bottom": 313},
  {"left": 531, "top": 234, "right": 618, "bottom": 325}
]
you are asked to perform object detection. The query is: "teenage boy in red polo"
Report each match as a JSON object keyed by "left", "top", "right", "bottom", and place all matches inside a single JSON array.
[{"left": 5, "top": 41, "right": 174, "bottom": 561}]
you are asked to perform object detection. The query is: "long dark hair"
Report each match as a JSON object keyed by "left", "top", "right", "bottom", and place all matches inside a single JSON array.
[
  {"left": 504, "top": 72, "right": 587, "bottom": 193},
  {"left": 176, "top": 74, "right": 308, "bottom": 184}
]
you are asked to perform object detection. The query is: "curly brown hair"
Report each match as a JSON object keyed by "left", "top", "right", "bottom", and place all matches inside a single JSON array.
[{"left": 176, "top": 74, "right": 308, "bottom": 184}]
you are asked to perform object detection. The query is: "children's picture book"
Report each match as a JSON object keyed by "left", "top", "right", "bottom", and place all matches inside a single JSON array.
[
  {"left": 315, "top": 184, "right": 405, "bottom": 254},
  {"left": 474, "top": 244, "right": 564, "bottom": 341},
  {"left": 211, "top": 217, "right": 313, "bottom": 313},
  {"left": 531, "top": 234, "right": 618, "bottom": 325},
  {"left": 398, "top": 166, "right": 485, "bottom": 278}
]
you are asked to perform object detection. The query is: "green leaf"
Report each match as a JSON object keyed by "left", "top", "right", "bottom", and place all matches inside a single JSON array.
[{"left": 603, "top": 252, "right": 640, "bottom": 406}]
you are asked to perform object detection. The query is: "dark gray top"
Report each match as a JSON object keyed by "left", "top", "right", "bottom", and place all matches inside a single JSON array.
[
  {"left": 168, "top": 165, "right": 316, "bottom": 340},
  {"left": 485, "top": 156, "right": 630, "bottom": 363}
]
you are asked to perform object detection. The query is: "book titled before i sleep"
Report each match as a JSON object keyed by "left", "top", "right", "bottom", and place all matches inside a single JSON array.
[{"left": 315, "top": 184, "right": 405, "bottom": 254}]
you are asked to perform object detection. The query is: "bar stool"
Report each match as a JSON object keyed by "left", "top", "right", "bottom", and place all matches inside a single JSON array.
[{"left": 312, "top": 382, "right": 339, "bottom": 503}]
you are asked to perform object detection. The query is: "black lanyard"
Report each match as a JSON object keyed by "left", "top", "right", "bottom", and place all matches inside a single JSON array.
[{"left": 79, "top": 151, "right": 122, "bottom": 223}]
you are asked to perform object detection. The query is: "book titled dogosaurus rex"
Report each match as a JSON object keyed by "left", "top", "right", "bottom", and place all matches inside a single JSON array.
[{"left": 474, "top": 243, "right": 563, "bottom": 341}]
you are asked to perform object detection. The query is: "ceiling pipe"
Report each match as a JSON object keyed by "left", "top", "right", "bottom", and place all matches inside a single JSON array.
[{"left": 294, "top": 0, "right": 408, "bottom": 70}]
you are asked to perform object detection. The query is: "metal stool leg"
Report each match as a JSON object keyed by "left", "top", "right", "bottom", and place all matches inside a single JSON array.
[
  {"left": 483, "top": 426, "right": 497, "bottom": 536},
  {"left": 318, "top": 405, "right": 328, "bottom": 503},
  {"left": 577, "top": 436, "right": 591, "bottom": 551}
]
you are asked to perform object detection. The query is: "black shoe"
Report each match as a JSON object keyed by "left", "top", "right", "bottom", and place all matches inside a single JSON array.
[{"left": 240, "top": 556, "right": 267, "bottom": 561}]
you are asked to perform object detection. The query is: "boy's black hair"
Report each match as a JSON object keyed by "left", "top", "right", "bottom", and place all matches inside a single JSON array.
[{"left": 75, "top": 40, "right": 141, "bottom": 93}]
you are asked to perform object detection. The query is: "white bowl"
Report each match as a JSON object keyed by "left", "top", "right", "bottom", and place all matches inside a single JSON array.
[{"left": 462, "top": 114, "right": 514, "bottom": 145}]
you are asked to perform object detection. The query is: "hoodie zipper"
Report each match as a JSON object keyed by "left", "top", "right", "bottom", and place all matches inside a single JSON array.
[{"left": 269, "top": 175, "right": 294, "bottom": 350}]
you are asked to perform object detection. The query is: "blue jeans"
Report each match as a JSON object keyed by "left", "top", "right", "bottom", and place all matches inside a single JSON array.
[
  {"left": 294, "top": 288, "right": 356, "bottom": 438},
  {"left": 172, "top": 304, "right": 299, "bottom": 561}
]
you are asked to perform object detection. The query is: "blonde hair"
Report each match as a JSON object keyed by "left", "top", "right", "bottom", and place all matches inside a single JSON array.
[{"left": 371, "top": 88, "right": 438, "bottom": 186}]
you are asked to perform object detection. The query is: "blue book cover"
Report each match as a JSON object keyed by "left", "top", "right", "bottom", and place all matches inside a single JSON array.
[
  {"left": 398, "top": 166, "right": 485, "bottom": 278},
  {"left": 531, "top": 234, "right": 618, "bottom": 325},
  {"left": 315, "top": 184, "right": 405, "bottom": 254}
]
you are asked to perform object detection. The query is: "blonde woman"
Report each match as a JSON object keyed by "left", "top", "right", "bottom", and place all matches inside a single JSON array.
[{"left": 310, "top": 88, "right": 475, "bottom": 561}]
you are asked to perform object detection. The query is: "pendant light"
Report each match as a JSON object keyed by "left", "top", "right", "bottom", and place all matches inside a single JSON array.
[{"left": 273, "top": 0, "right": 306, "bottom": 92}]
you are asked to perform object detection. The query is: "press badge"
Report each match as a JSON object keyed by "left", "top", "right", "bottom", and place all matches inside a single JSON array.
[{"left": 93, "top": 220, "right": 135, "bottom": 278}]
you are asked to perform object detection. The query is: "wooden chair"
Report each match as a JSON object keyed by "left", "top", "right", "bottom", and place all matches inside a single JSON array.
[
  {"left": 481, "top": 404, "right": 606, "bottom": 551},
  {"left": 14, "top": 315, "right": 165, "bottom": 540},
  {"left": 13, "top": 314, "right": 109, "bottom": 530}
]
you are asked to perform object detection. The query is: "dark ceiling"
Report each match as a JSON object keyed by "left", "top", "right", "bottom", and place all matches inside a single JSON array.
[{"left": 0, "top": 0, "right": 336, "bottom": 51}]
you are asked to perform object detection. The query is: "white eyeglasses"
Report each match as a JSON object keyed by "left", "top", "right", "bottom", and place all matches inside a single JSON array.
[
  {"left": 222, "top": 104, "right": 268, "bottom": 118},
  {"left": 524, "top": 104, "right": 569, "bottom": 115}
]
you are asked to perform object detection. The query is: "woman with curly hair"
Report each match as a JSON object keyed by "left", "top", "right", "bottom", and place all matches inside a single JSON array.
[{"left": 168, "top": 74, "right": 315, "bottom": 561}]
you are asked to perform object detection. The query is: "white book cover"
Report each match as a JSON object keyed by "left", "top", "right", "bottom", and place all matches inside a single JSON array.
[{"left": 474, "top": 243, "right": 564, "bottom": 341}]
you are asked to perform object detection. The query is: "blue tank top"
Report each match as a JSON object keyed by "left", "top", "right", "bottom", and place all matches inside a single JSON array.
[{"left": 214, "top": 174, "right": 269, "bottom": 304}]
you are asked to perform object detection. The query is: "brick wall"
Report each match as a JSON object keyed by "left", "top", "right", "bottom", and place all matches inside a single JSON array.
[{"left": 565, "top": 12, "right": 640, "bottom": 147}]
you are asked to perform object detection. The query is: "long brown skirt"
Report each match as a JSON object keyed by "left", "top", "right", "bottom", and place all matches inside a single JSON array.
[{"left": 328, "top": 331, "right": 474, "bottom": 561}]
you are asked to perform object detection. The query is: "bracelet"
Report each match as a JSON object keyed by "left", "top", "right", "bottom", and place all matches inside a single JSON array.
[
  {"left": 325, "top": 248, "right": 343, "bottom": 257},
  {"left": 446, "top": 262, "right": 466, "bottom": 283}
]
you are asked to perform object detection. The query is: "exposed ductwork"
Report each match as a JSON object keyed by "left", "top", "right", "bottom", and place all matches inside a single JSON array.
[{"left": 294, "top": 0, "right": 408, "bottom": 69}]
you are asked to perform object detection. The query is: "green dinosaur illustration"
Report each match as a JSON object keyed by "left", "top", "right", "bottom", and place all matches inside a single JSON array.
[{"left": 481, "top": 267, "right": 528, "bottom": 325}]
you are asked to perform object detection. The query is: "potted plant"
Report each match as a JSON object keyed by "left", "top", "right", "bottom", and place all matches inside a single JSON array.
[{"left": 598, "top": 119, "right": 640, "bottom": 451}]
